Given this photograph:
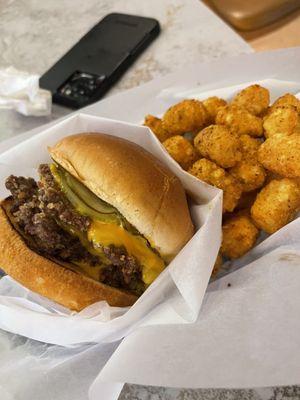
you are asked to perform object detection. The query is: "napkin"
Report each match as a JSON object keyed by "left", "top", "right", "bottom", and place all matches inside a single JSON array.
[{"left": 0, "top": 66, "right": 51, "bottom": 116}]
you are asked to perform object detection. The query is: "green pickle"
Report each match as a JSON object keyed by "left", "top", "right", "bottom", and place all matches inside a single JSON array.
[
  {"left": 51, "top": 163, "right": 122, "bottom": 225},
  {"left": 64, "top": 171, "right": 117, "bottom": 214}
]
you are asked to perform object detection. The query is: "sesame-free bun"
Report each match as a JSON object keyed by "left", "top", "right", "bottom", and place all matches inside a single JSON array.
[
  {"left": 50, "top": 133, "right": 194, "bottom": 260},
  {"left": 0, "top": 200, "right": 137, "bottom": 311}
]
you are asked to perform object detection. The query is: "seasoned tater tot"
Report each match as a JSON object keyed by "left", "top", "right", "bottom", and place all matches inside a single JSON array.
[
  {"left": 188, "top": 158, "right": 242, "bottom": 212},
  {"left": 229, "top": 161, "right": 266, "bottom": 192},
  {"left": 239, "top": 134, "right": 261, "bottom": 161},
  {"left": 144, "top": 115, "right": 173, "bottom": 142},
  {"left": 263, "top": 105, "right": 300, "bottom": 138},
  {"left": 194, "top": 125, "right": 242, "bottom": 168},
  {"left": 258, "top": 134, "right": 300, "bottom": 177},
  {"left": 271, "top": 93, "right": 300, "bottom": 113},
  {"left": 203, "top": 96, "right": 227, "bottom": 123},
  {"left": 232, "top": 84, "right": 270, "bottom": 116},
  {"left": 221, "top": 213, "right": 259, "bottom": 259},
  {"left": 163, "top": 135, "right": 198, "bottom": 170},
  {"left": 251, "top": 178, "right": 300, "bottom": 234},
  {"left": 162, "top": 99, "right": 208, "bottom": 135},
  {"left": 216, "top": 105, "right": 263, "bottom": 137},
  {"left": 229, "top": 133, "right": 266, "bottom": 191}
]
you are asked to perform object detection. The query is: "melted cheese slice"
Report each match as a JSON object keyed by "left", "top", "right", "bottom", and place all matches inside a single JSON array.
[{"left": 88, "top": 221, "right": 165, "bottom": 285}]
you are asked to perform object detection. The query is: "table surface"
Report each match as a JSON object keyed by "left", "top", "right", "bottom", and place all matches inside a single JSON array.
[{"left": 0, "top": 1, "right": 298, "bottom": 400}]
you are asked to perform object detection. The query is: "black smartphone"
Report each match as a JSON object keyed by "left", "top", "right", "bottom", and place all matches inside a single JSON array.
[{"left": 40, "top": 13, "right": 160, "bottom": 109}]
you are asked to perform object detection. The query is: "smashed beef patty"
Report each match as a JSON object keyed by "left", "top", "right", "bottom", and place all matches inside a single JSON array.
[
  {"left": 102, "top": 245, "right": 142, "bottom": 287},
  {"left": 38, "top": 164, "right": 91, "bottom": 233},
  {"left": 5, "top": 173, "right": 99, "bottom": 264},
  {"left": 5, "top": 166, "right": 144, "bottom": 294}
]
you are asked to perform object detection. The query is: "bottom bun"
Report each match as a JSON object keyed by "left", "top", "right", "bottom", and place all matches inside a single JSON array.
[{"left": 0, "top": 201, "right": 138, "bottom": 311}]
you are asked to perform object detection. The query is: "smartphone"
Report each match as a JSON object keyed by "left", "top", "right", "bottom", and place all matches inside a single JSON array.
[{"left": 40, "top": 13, "right": 160, "bottom": 109}]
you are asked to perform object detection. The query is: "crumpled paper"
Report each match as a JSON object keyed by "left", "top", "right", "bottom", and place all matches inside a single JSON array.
[{"left": 0, "top": 66, "right": 51, "bottom": 116}]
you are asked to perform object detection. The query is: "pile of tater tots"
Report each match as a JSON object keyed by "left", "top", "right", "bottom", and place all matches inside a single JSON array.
[{"left": 144, "top": 84, "right": 300, "bottom": 271}]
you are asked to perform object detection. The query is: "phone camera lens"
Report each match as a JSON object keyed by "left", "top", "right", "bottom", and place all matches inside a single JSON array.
[{"left": 58, "top": 71, "right": 106, "bottom": 103}]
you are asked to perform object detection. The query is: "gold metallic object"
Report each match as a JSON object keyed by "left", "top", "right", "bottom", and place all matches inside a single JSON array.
[{"left": 207, "top": 0, "right": 300, "bottom": 31}]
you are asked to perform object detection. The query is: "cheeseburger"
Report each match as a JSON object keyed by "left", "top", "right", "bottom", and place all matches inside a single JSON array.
[{"left": 0, "top": 133, "right": 194, "bottom": 310}]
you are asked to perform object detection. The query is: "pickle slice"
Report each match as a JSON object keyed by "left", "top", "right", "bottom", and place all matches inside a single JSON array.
[
  {"left": 64, "top": 171, "right": 117, "bottom": 214},
  {"left": 51, "top": 163, "right": 141, "bottom": 232},
  {"left": 51, "top": 164, "right": 121, "bottom": 224}
]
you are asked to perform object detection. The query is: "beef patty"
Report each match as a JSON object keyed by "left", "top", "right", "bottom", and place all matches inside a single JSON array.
[{"left": 4, "top": 165, "right": 144, "bottom": 294}]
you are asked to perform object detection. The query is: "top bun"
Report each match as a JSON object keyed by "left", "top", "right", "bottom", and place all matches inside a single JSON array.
[{"left": 49, "top": 133, "right": 194, "bottom": 260}]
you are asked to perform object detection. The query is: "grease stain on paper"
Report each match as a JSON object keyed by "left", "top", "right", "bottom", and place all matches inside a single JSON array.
[{"left": 279, "top": 253, "right": 300, "bottom": 264}]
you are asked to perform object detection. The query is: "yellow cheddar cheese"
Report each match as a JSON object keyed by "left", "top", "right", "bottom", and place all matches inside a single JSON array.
[{"left": 88, "top": 221, "right": 165, "bottom": 285}]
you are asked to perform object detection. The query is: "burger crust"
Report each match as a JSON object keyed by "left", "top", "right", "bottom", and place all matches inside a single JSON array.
[
  {"left": 50, "top": 133, "right": 194, "bottom": 260},
  {"left": 0, "top": 202, "right": 137, "bottom": 311}
]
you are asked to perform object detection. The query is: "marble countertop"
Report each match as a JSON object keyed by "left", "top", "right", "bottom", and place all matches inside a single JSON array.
[{"left": 2, "top": 1, "right": 298, "bottom": 400}]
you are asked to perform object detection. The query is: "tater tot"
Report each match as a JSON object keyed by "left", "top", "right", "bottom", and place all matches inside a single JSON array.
[
  {"left": 229, "top": 133, "right": 266, "bottom": 191},
  {"left": 229, "top": 161, "right": 266, "bottom": 192},
  {"left": 221, "top": 213, "right": 259, "bottom": 259},
  {"left": 258, "top": 134, "right": 300, "bottom": 177},
  {"left": 271, "top": 93, "right": 300, "bottom": 113},
  {"left": 263, "top": 105, "right": 300, "bottom": 138},
  {"left": 203, "top": 96, "right": 227, "bottom": 123},
  {"left": 194, "top": 125, "right": 242, "bottom": 168},
  {"left": 232, "top": 84, "right": 270, "bottom": 116},
  {"left": 162, "top": 99, "right": 209, "bottom": 135},
  {"left": 239, "top": 134, "right": 261, "bottom": 161},
  {"left": 163, "top": 135, "right": 198, "bottom": 170},
  {"left": 144, "top": 115, "right": 173, "bottom": 142},
  {"left": 216, "top": 105, "right": 263, "bottom": 137},
  {"left": 188, "top": 158, "right": 242, "bottom": 212},
  {"left": 251, "top": 178, "right": 300, "bottom": 233}
]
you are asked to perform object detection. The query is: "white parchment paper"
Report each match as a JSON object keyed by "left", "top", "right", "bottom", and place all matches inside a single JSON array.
[{"left": 1, "top": 78, "right": 300, "bottom": 400}]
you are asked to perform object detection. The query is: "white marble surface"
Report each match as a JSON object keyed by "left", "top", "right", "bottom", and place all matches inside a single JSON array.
[{"left": 3, "top": 1, "right": 296, "bottom": 400}]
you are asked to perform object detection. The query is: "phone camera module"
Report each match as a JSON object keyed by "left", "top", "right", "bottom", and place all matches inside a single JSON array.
[{"left": 58, "top": 71, "right": 106, "bottom": 102}]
